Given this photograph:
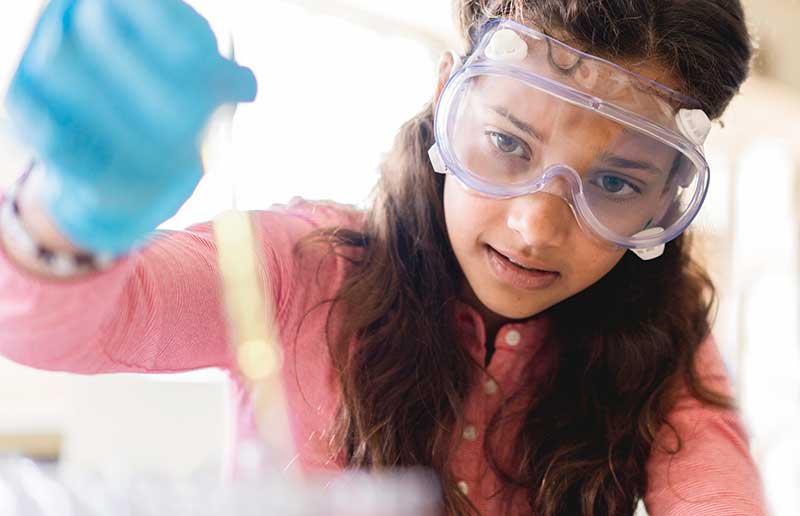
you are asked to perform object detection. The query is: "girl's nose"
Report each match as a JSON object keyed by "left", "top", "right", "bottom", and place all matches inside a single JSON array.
[{"left": 506, "top": 191, "right": 573, "bottom": 249}]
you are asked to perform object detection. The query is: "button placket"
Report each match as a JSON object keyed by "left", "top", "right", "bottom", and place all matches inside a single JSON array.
[
  {"left": 462, "top": 425, "right": 478, "bottom": 442},
  {"left": 504, "top": 329, "right": 521, "bottom": 346},
  {"left": 483, "top": 378, "right": 498, "bottom": 395},
  {"left": 455, "top": 388, "right": 485, "bottom": 486}
]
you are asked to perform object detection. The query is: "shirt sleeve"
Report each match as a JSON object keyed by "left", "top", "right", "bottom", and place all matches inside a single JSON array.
[
  {"left": 0, "top": 197, "right": 361, "bottom": 376},
  {"left": 643, "top": 335, "right": 769, "bottom": 516}
]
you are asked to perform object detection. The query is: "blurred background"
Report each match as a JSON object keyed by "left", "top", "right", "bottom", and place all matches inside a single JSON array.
[{"left": 0, "top": 1, "right": 797, "bottom": 514}]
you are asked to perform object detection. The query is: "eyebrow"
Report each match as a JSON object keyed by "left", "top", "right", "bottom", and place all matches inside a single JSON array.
[
  {"left": 597, "top": 152, "right": 664, "bottom": 176},
  {"left": 490, "top": 105, "right": 544, "bottom": 141},
  {"left": 488, "top": 105, "right": 666, "bottom": 176}
]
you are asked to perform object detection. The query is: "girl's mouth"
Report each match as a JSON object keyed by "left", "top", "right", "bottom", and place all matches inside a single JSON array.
[{"left": 485, "top": 245, "right": 560, "bottom": 290}]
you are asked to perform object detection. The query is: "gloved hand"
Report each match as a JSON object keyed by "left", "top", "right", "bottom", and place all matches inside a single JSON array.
[{"left": 5, "top": 0, "right": 258, "bottom": 255}]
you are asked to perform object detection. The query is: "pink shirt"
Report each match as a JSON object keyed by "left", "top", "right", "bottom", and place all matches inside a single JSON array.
[{"left": 0, "top": 198, "right": 768, "bottom": 515}]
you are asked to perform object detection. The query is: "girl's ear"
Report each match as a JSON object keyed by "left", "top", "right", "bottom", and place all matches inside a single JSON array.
[{"left": 433, "top": 51, "right": 460, "bottom": 108}]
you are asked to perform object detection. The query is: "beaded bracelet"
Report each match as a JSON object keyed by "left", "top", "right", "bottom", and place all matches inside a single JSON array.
[{"left": 0, "top": 164, "right": 115, "bottom": 277}]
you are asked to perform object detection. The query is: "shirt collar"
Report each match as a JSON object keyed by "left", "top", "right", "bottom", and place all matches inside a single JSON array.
[{"left": 454, "top": 299, "right": 552, "bottom": 363}]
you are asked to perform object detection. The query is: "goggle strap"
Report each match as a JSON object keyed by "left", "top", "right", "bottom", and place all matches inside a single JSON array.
[
  {"left": 630, "top": 244, "right": 665, "bottom": 261},
  {"left": 448, "top": 51, "right": 463, "bottom": 76},
  {"left": 630, "top": 227, "right": 666, "bottom": 260},
  {"left": 428, "top": 144, "right": 448, "bottom": 174},
  {"left": 485, "top": 29, "right": 529, "bottom": 62},
  {"left": 676, "top": 109, "right": 712, "bottom": 147}
]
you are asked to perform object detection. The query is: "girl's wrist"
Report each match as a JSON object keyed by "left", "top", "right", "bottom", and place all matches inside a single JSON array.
[
  {"left": 1, "top": 164, "right": 116, "bottom": 278},
  {"left": 15, "top": 164, "right": 85, "bottom": 254}
]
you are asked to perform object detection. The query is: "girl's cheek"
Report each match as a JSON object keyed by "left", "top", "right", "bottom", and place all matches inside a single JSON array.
[
  {"left": 579, "top": 244, "right": 626, "bottom": 284},
  {"left": 442, "top": 178, "right": 468, "bottom": 249},
  {"left": 444, "top": 178, "right": 473, "bottom": 231},
  {"left": 445, "top": 178, "right": 496, "bottom": 222}
]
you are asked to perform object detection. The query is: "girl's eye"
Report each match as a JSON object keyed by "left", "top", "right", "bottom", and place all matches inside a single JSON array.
[
  {"left": 486, "top": 131, "right": 530, "bottom": 160},
  {"left": 592, "top": 174, "right": 642, "bottom": 197}
]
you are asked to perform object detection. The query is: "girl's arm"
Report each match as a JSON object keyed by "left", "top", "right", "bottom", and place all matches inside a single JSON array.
[
  {"left": 644, "top": 336, "right": 768, "bottom": 515},
  {"left": 0, "top": 211, "right": 233, "bottom": 374},
  {"left": 0, "top": 194, "right": 352, "bottom": 376}
]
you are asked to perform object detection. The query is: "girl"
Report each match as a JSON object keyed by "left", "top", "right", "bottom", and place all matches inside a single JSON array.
[{"left": 0, "top": 0, "right": 767, "bottom": 514}]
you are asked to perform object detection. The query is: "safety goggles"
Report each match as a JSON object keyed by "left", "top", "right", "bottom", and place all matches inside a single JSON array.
[{"left": 429, "top": 19, "right": 712, "bottom": 260}]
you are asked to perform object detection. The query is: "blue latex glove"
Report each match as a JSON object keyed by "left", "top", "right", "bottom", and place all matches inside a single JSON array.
[{"left": 5, "top": 0, "right": 258, "bottom": 255}]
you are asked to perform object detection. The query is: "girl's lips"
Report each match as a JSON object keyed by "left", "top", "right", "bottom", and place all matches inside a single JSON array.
[
  {"left": 492, "top": 246, "right": 559, "bottom": 273},
  {"left": 485, "top": 245, "right": 560, "bottom": 291}
]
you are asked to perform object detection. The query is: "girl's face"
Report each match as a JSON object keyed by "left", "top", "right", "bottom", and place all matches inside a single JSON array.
[
  {"left": 434, "top": 52, "right": 677, "bottom": 321},
  {"left": 444, "top": 170, "right": 625, "bottom": 320}
]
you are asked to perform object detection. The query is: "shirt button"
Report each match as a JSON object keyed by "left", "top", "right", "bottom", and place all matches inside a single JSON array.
[
  {"left": 457, "top": 480, "right": 469, "bottom": 495},
  {"left": 504, "top": 329, "right": 521, "bottom": 346},
  {"left": 462, "top": 425, "right": 478, "bottom": 441},
  {"left": 483, "top": 379, "right": 498, "bottom": 395}
]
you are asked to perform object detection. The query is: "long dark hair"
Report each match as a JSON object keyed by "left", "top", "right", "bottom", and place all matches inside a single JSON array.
[{"left": 299, "top": 1, "right": 752, "bottom": 514}]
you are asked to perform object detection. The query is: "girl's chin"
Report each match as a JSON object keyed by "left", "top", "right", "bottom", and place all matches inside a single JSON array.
[
  {"left": 472, "top": 288, "right": 546, "bottom": 320},
  {"left": 489, "top": 302, "right": 543, "bottom": 320}
]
